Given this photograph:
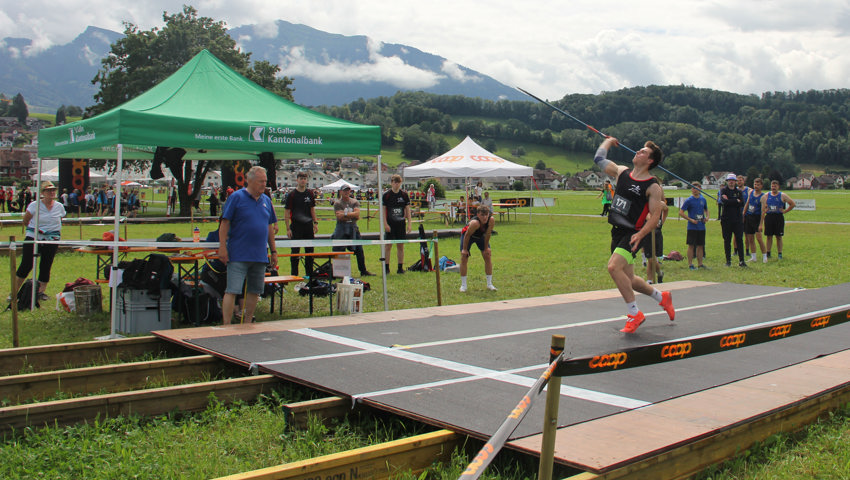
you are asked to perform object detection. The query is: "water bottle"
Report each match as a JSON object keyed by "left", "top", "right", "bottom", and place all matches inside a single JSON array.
[{"left": 193, "top": 226, "right": 200, "bottom": 242}]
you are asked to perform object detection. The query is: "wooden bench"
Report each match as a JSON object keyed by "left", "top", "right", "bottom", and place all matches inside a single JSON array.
[{"left": 264, "top": 275, "right": 304, "bottom": 314}]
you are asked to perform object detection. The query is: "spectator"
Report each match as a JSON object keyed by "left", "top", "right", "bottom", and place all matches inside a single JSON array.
[
  {"left": 597, "top": 180, "right": 614, "bottom": 216},
  {"left": 382, "top": 174, "right": 411, "bottom": 274},
  {"left": 679, "top": 182, "right": 709, "bottom": 269},
  {"left": 331, "top": 185, "right": 374, "bottom": 277},
  {"left": 480, "top": 191, "right": 493, "bottom": 215},
  {"left": 209, "top": 188, "right": 220, "bottom": 217},
  {"left": 426, "top": 183, "right": 436, "bottom": 210},
  {"left": 218, "top": 166, "right": 278, "bottom": 324},
  {"left": 760, "top": 179, "right": 796, "bottom": 260},
  {"left": 719, "top": 173, "right": 746, "bottom": 267},
  {"left": 284, "top": 172, "right": 319, "bottom": 277},
  {"left": 12, "top": 181, "right": 66, "bottom": 303}
]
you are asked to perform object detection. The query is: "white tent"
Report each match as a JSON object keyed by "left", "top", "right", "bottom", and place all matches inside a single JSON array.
[
  {"left": 320, "top": 178, "right": 360, "bottom": 192},
  {"left": 403, "top": 136, "right": 534, "bottom": 221},
  {"left": 31, "top": 167, "right": 107, "bottom": 183},
  {"left": 403, "top": 136, "right": 533, "bottom": 178}
]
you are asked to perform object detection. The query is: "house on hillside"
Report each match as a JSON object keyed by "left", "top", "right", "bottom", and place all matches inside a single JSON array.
[
  {"left": 0, "top": 149, "right": 33, "bottom": 178},
  {"left": 812, "top": 174, "right": 842, "bottom": 189},
  {"left": 575, "top": 170, "right": 604, "bottom": 188},
  {"left": 533, "top": 168, "right": 562, "bottom": 189},
  {"left": 787, "top": 173, "right": 814, "bottom": 190},
  {"left": 702, "top": 172, "right": 731, "bottom": 189}
]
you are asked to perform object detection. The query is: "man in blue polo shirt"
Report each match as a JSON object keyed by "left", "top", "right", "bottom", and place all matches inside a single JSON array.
[
  {"left": 679, "top": 182, "right": 710, "bottom": 269},
  {"left": 218, "top": 166, "right": 278, "bottom": 324}
]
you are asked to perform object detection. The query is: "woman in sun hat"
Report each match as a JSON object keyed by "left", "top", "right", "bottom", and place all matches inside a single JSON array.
[{"left": 13, "top": 181, "right": 66, "bottom": 303}]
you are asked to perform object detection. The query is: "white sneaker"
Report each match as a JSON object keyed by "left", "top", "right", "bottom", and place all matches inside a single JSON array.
[
  {"left": 459, "top": 285, "right": 467, "bottom": 293},
  {"left": 762, "top": 254, "right": 768, "bottom": 263},
  {"left": 487, "top": 284, "right": 497, "bottom": 291}
]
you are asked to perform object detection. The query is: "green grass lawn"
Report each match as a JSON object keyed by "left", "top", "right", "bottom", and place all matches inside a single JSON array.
[{"left": 0, "top": 189, "right": 848, "bottom": 479}]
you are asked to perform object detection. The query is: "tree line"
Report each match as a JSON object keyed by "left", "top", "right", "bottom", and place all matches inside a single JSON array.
[{"left": 315, "top": 86, "right": 850, "bottom": 182}]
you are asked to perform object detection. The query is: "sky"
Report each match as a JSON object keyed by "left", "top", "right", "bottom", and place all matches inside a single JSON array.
[{"left": 2, "top": 0, "right": 849, "bottom": 101}]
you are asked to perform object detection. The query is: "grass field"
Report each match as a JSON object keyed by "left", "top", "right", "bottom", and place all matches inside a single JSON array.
[{"left": 0, "top": 189, "right": 848, "bottom": 479}]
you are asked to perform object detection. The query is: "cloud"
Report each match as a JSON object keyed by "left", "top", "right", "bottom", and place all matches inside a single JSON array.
[
  {"left": 253, "top": 20, "right": 280, "bottom": 39},
  {"left": 276, "top": 39, "right": 444, "bottom": 89},
  {"left": 440, "top": 61, "right": 482, "bottom": 84}
]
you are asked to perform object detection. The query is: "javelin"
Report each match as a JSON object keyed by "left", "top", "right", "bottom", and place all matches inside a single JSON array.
[{"left": 517, "top": 87, "right": 717, "bottom": 201}]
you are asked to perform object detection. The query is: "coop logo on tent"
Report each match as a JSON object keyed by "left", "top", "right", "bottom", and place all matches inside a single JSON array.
[{"left": 249, "top": 126, "right": 265, "bottom": 142}]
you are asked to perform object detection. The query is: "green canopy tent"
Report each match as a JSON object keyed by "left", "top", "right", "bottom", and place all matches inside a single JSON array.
[{"left": 36, "top": 49, "right": 382, "bottom": 336}]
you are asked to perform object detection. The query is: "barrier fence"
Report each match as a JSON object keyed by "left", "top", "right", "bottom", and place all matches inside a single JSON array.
[{"left": 459, "top": 302, "right": 850, "bottom": 480}]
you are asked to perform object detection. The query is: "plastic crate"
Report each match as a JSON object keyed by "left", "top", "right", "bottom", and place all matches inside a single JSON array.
[{"left": 116, "top": 287, "right": 172, "bottom": 334}]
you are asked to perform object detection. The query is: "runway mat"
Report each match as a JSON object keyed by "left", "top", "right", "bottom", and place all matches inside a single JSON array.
[{"left": 158, "top": 281, "right": 850, "bottom": 442}]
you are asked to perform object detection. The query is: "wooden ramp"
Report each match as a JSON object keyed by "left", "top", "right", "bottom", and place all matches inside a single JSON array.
[
  {"left": 154, "top": 281, "right": 850, "bottom": 475},
  {"left": 509, "top": 349, "right": 850, "bottom": 476}
]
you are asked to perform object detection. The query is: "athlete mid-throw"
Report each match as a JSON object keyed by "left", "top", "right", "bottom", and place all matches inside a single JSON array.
[{"left": 594, "top": 137, "right": 675, "bottom": 333}]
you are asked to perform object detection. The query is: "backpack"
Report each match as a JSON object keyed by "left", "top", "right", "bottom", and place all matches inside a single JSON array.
[
  {"left": 120, "top": 254, "right": 174, "bottom": 297},
  {"left": 15, "top": 279, "right": 39, "bottom": 310},
  {"left": 174, "top": 281, "right": 221, "bottom": 325}
]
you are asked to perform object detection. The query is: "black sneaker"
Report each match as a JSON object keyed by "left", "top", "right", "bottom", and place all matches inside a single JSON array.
[
  {"left": 766, "top": 251, "right": 772, "bottom": 258},
  {"left": 361, "top": 271, "right": 375, "bottom": 277},
  {"left": 396, "top": 268, "right": 405, "bottom": 274},
  {"left": 739, "top": 261, "right": 748, "bottom": 267},
  {"left": 725, "top": 262, "right": 731, "bottom": 267},
  {"left": 657, "top": 271, "right": 664, "bottom": 284}
]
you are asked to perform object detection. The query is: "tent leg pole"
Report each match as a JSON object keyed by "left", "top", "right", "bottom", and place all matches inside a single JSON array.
[{"left": 433, "top": 230, "right": 441, "bottom": 306}]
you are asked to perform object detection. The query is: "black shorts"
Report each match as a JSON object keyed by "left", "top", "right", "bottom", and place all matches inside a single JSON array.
[
  {"left": 744, "top": 215, "right": 761, "bottom": 235},
  {"left": 764, "top": 214, "right": 785, "bottom": 236},
  {"left": 610, "top": 226, "right": 638, "bottom": 262},
  {"left": 461, "top": 233, "right": 487, "bottom": 252},
  {"left": 686, "top": 230, "right": 706, "bottom": 247},
  {"left": 387, "top": 220, "right": 407, "bottom": 240},
  {"left": 640, "top": 229, "right": 663, "bottom": 257}
]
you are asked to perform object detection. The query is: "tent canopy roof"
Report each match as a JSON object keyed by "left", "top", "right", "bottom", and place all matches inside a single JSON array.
[
  {"left": 320, "top": 178, "right": 360, "bottom": 191},
  {"left": 37, "top": 50, "right": 381, "bottom": 161},
  {"left": 403, "top": 136, "right": 533, "bottom": 178},
  {"left": 32, "top": 166, "right": 106, "bottom": 181}
]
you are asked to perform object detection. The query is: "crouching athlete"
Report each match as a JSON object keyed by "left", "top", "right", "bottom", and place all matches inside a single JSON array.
[{"left": 594, "top": 137, "right": 676, "bottom": 333}]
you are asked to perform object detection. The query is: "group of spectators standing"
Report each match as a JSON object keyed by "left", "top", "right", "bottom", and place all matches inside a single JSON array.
[{"left": 680, "top": 174, "right": 795, "bottom": 269}]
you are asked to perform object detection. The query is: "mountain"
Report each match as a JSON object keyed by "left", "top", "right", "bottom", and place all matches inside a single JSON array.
[
  {"left": 0, "top": 20, "right": 524, "bottom": 112},
  {"left": 0, "top": 26, "right": 121, "bottom": 112}
]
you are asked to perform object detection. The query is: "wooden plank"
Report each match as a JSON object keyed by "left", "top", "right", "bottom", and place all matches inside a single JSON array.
[
  {"left": 515, "top": 349, "right": 850, "bottom": 479},
  {"left": 0, "top": 355, "right": 228, "bottom": 404},
  {"left": 283, "top": 396, "right": 356, "bottom": 429},
  {"left": 0, "top": 374, "right": 279, "bottom": 432},
  {"left": 215, "top": 429, "right": 460, "bottom": 480},
  {"left": 0, "top": 336, "right": 188, "bottom": 376},
  {"left": 574, "top": 385, "right": 850, "bottom": 480}
]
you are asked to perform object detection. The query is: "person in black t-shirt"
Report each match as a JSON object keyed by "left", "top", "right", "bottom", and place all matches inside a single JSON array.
[
  {"left": 382, "top": 174, "right": 411, "bottom": 274},
  {"left": 284, "top": 172, "right": 319, "bottom": 277}
]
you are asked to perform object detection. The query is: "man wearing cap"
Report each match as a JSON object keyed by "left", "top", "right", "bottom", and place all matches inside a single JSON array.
[
  {"left": 12, "top": 181, "right": 66, "bottom": 303},
  {"left": 719, "top": 173, "right": 746, "bottom": 267},
  {"left": 331, "top": 185, "right": 374, "bottom": 277}
]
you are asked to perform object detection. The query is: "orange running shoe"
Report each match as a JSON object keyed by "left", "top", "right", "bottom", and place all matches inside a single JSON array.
[
  {"left": 659, "top": 291, "right": 675, "bottom": 321},
  {"left": 620, "top": 311, "right": 645, "bottom": 333}
]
